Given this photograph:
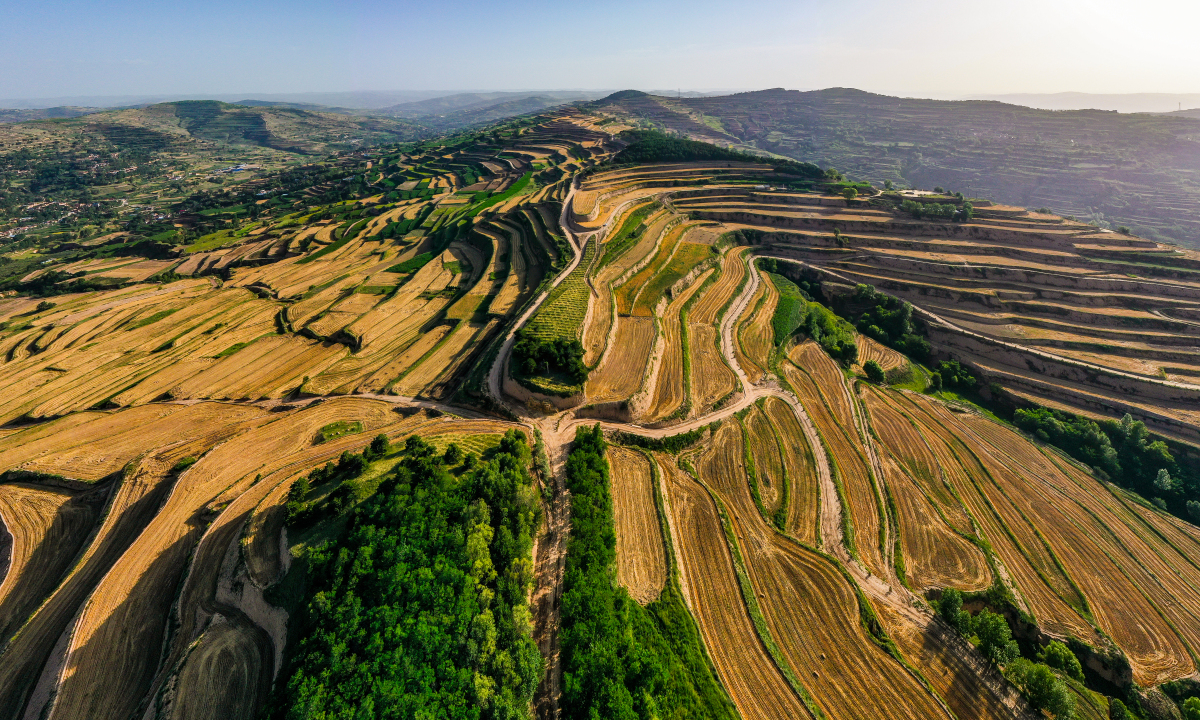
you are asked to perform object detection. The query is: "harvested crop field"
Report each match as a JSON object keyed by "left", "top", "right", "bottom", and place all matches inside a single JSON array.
[
  {"left": 762, "top": 397, "right": 820, "bottom": 544},
  {"left": 736, "top": 268, "right": 777, "bottom": 385},
  {"left": 744, "top": 405, "right": 786, "bottom": 517},
  {"left": 585, "top": 317, "right": 655, "bottom": 403},
  {"left": 167, "top": 613, "right": 271, "bottom": 720},
  {"left": 688, "top": 324, "right": 736, "bottom": 410},
  {"left": 692, "top": 422, "right": 952, "bottom": 720},
  {"left": 0, "top": 484, "right": 100, "bottom": 645},
  {"left": 783, "top": 348, "right": 887, "bottom": 576},
  {"left": 42, "top": 399, "right": 404, "bottom": 720},
  {"left": 687, "top": 247, "right": 747, "bottom": 325},
  {"left": 856, "top": 335, "right": 907, "bottom": 372},
  {"left": 607, "top": 446, "right": 666, "bottom": 603},
  {"left": 875, "top": 602, "right": 1021, "bottom": 720},
  {"left": 658, "top": 455, "right": 812, "bottom": 720},
  {"left": 645, "top": 269, "right": 709, "bottom": 422},
  {"left": 956, "top": 411, "right": 1200, "bottom": 685}
]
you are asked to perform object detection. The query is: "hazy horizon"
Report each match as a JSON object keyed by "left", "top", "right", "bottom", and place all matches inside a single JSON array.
[
  {"left": 3, "top": 0, "right": 1197, "bottom": 103},
  {"left": 5, "top": 88, "right": 1200, "bottom": 116}
]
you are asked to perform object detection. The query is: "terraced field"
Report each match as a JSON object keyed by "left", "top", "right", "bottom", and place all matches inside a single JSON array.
[{"left": 9, "top": 104, "right": 1200, "bottom": 720}]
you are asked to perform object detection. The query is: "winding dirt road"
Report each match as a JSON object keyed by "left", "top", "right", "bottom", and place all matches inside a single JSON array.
[{"left": 481, "top": 184, "right": 1037, "bottom": 720}]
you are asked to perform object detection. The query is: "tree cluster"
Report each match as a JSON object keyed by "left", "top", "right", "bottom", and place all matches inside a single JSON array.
[
  {"left": 929, "top": 360, "right": 975, "bottom": 392},
  {"left": 612, "top": 129, "right": 823, "bottom": 178},
  {"left": 937, "top": 589, "right": 1074, "bottom": 718},
  {"left": 1014, "top": 408, "right": 1189, "bottom": 518},
  {"left": 768, "top": 271, "right": 858, "bottom": 365},
  {"left": 512, "top": 329, "right": 587, "bottom": 384},
  {"left": 833, "top": 284, "right": 931, "bottom": 362},
  {"left": 273, "top": 431, "right": 543, "bottom": 720},
  {"left": 900, "top": 198, "right": 973, "bottom": 221}
]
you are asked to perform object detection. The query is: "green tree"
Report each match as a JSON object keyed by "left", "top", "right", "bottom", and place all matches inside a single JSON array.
[
  {"left": 863, "top": 360, "right": 885, "bottom": 384},
  {"left": 975, "top": 609, "right": 1019, "bottom": 665},
  {"left": 1109, "top": 698, "right": 1133, "bottom": 719},
  {"left": 1009, "top": 659, "right": 1074, "bottom": 718},
  {"left": 1038, "top": 641, "right": 1084, "bottom": 682},
  {"left": 842, "top": 187, "right": 858, "bottom": 201},
  {"left": 1155, "top": 468, "right": 1174, "bottom": 493},
  {"left": 1183, "top": 697, "right": 1200, "bottom": 720},
  {"left": 285, "top": 476, "right": 311, "bottom": 524},
  {"left": 445, "top": 442, "right": 463, "bottom": 465},
  {"left": 367, "top": 433, "right": 389, "bottom": 460},
  {"left": 1188, "top": 500, "right": 1200, "bottom": 523},
  {"left": 937, "top": 588, "right": 973, "bottom": 634}
]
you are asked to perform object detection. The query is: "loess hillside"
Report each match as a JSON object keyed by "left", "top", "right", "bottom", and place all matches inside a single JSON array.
[
  {"left": 2, "top": 103, "right": 1200, "bottom": 720},
  {"left": 594, "top": 87, "right": 1200, "bottom": 249}
]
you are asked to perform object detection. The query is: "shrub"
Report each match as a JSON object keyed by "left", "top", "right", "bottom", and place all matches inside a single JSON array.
[
  {"left": 386, "top": 251, "right": 434, "bottom": 274},
  {"left": 171, "top": 456, "right": 198, "bottom": 473},
  {"left": 612, "top": 425, "right": 708, "bottom": 454},
  {"left": 935, "top": 360, "right": 975, "bottom": 390},
  {"left": 1038, "top": 641, "right": 1084, "bottom": 682},
  {"left": 367, "top": 433, "right": 390, "bottom": 461},
  {"left": 937, "top": 588, "right": 973, "bottom": 634},
  {"left": 899, "top": 198, "right": 972, "bottom": 222},
  {"left": 1109, "top": 699, "right": 1133, "bottom": 720},
  {"left": 1008, "top": 659, "right": 1074, "bottom": 719},
  {"left": 975, "top": 609, "right": 1019, "bottom": 665},
  {"left": 1181, "top": 697, "right": 1200, "bottom": 720},
  {"left": 444, "top": 442, "right": 462, "bottom": 465},
  {"left": 863, "top": 360, "right": 885, "bottom": 384},
  {"left": 830, "top": 284, "right": 930, "bottom": 362},
  {"left": 1014, "top": 407, "right": 1119, "bottom": 478}
]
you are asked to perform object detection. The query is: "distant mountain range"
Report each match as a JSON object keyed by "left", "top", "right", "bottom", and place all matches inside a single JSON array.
[{"left": 968, "top": 92, "right": 1200, "bottom": 114}]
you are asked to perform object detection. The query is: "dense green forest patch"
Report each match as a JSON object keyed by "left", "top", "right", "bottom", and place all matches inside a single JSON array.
[{"left": 269, "top": 431, "right": 543, "bottom": 720}]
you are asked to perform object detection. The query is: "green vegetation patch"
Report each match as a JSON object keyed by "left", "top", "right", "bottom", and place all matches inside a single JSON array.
[
  {"left": 765, "top": 269, "right": 857, "bottom": 364},
  {"left": 633, "top": 242, "right": 713, "bottom": 314},
  {"left": 271, "top": 432, "right": 543, "bottom": 718},
  {"left": 387, "top": 252, "right": 434, "bottom": 274},
  {"left": 612, "top": 129, "right": 823, "bottom": 178},
  {"left": 297, "top": 218, "right": 368, "bottom": 264},
  {"left": 125, "top": 308, "right": 178, "bottom": 330},
  {"left": 318, "top": 420, "right": 363, "bottom": 443},
  {"left": 467, "top": 172, "right": 533, "bottom": 217},
  {"left": 524, "top": 237, "right": 595, "bottom": 342},
  {"left": 598, "top": 202, "right": 657, "bottom": 268}
]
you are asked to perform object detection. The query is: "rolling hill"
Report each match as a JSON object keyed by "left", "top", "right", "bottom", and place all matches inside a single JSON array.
[
  {"left": 593, "top": 87, "right": 1200, "bottom": 248},
  {"left": 4, "top": 102, "right": 1200, "bottom": 720}
]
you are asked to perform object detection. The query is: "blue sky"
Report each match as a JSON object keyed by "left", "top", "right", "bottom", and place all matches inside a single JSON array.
[{"left": 2, "top": 0, "right": 1197, "bottom": 100}]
